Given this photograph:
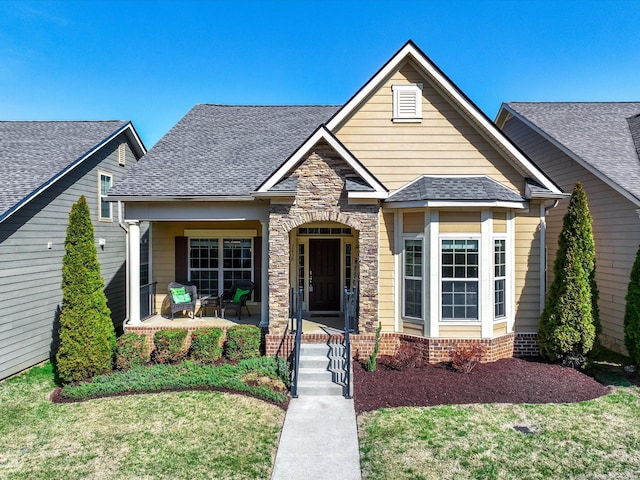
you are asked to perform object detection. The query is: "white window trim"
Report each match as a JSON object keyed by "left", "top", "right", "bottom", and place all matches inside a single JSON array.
[
  {"left": 402, "top": 234, "right": 424, "bottom": 321},
  {"left": 493, "top": 235, "right": 508, "bottom": 322},
  {"left": 438, "top": 233, "right": 482, "bottom": 323},
  {"left": 392, "top": 83, "right": 423, "bottom": 123},
  {"left": 98, "top": 170, "right": 113, "bottom": 222}
]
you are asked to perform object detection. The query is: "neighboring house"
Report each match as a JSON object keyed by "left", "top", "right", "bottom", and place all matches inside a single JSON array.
[
  {"left": 0, "top": 121, "right": 146, "bottom": 379},
  {"left": 497, "top": 102, "right": 640, "bottom": 354},
  {"left": 109, "top": 41, "right": 564, "bottom": 361}
]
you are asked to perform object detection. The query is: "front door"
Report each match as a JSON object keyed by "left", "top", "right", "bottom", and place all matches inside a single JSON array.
[{"left": 309, "top": 238, "right": 340, "bottom": 311}]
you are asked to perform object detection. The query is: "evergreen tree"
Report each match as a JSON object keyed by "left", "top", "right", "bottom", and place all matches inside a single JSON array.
[
  {"left": 538, "top": 183, "right": 599, "bottom": 364},
  {"left": 56, "top": 196, "right": 115, "bottom": 382},
  {"left": 624, "top": 245, "right": 640, "bottom": 366}
]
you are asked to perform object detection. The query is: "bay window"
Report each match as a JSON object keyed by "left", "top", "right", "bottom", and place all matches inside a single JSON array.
[
  {"left": 403, "top": 238, "right": 423, "bottom": 319},
  {"left": 441, "top": 239, "right": 479, "bottom": 320}
]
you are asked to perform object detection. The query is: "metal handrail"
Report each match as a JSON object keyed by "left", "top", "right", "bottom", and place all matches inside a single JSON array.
[
  {"left": 140, "top": 281, "right": 157, "bottom": 319},
  {"left": 343, "top": 287, "right": 357, "bottom": 399},
  {"left": 291, "top": 287, "right": 303, "bottom": 398}
]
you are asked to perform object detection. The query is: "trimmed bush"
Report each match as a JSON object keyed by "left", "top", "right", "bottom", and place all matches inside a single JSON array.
[
  {"left": 115, "top": 333, "right": 150, "bottom": 370},
  {"left": 153, "top": 329, "right": 188, "bottom": 364},
  {"left": 538, "top": 183, "right": 599, "bottom": 365},
  {"left": 624, "top": 244, "right": 640, "bottom": 366},
  {"left": 449, "top": 344, "right": 485, "bottom": 373},
  {"left": 189, "top": 328, "right": 224, "bottom": 363},
  {"left": 224, "top": 325, "right": 261, "bottom": 361},
  {"left": 56, "top": 195, "right": 116, "bottom": 383},
  {"left": 379, "top": 342, "right": 425, "bottom": 371}
]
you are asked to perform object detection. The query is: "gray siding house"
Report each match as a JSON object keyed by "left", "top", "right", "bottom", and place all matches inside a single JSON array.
[
  {"left": 0, "top": 121, "right": 146, "bottom": 379},
  {"left": 497, "top": 102, "right": 640, "bottom": 354}
]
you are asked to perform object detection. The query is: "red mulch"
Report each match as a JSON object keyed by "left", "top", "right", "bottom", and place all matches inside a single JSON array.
[{"left": 353, "top": 357, "right": 611, "bottom": 414}]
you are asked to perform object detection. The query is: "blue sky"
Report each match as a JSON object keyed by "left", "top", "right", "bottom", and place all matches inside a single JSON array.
[{"left": 1, "top": 0, "right": 639, "bottom": 148}]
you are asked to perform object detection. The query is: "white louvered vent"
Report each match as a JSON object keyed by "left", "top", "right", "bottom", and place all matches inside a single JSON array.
[
  {"left": 118, "top": 143, "right": 126, "bottom": 166},
  {"left": 392, "top": 84, "right": 423, "bottom": 122}
]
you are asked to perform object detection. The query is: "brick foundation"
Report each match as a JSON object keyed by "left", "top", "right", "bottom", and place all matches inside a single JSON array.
[{"left": 266, "top": 331, "right": 538, "bottom": 363}]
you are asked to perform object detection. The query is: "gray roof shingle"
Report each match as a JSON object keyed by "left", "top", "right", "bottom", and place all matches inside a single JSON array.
[
  {"left": 109, "top": 105, "right": 341, "bottom": 198},
  {"left": 0, "top": 121, "right": 129, "bottom": 220},
  {"left": 505, "top": 102, "right": 640, "bottom": 202},
  {"left": 386, "top": 176, "right": 523, "bottom": 203}
]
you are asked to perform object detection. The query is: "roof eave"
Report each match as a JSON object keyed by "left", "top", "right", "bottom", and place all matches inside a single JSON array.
[
  {"left": 106, "top": 195, "right": 256, "bottom": 202},
  {"left": 384, "top": 200, "right": 527, "bottom": 209}
]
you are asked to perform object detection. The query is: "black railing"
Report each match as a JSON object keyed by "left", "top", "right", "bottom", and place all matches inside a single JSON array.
[
  {"left": 140, "top": 282, "right": 157, "bottom": 319},
  {"left": 343, "top": 286, "right": 357, "bottom": 399},
  {"left": 290, "top": 286, "right": 303, "bottom": 398}
]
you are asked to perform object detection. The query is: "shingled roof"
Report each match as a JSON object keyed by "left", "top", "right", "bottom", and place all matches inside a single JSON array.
[
  {"left": 109, "top": 105, "right": 341, "bottom": 198},
  {"left": 0, "top": 121, "right": 130, "bottom": 221},
  {"left": 386, "top": 176, "right": 524, "bottom": 204},
  {"left": 503, "top": 102, "right": 640, "bottom": 203}
]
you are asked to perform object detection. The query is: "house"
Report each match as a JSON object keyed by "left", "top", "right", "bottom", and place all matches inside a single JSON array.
[
  {"left": 0, "top": 121, "right": 146, "bottom": 379},
  {"left": 497, "top": 102, "right": 640, "bottom": 354},
  {"left": 109, "top": 41, "right": 564, "bottom": 361}
]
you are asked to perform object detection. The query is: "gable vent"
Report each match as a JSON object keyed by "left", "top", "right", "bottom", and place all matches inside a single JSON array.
[
  {"left": 118, "top": 143, "right": 126, "bottom": 166},
  {"left": 392, "top": 84, "right": 423, "bottom": 123}
]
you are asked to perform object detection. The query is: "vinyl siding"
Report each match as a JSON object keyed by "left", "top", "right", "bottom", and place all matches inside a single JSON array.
[
  {"left": 335, "top": 61, "right": 524, "bottom": 194},
  {"left": 378, "top": 211, "right": 396, "bottom": 331},
  {"left": 439, "top": 325, "right": 482, "bottom": 338},
  {"left": 0, "top": 135, "right": 139, "bottom": 380},
  {"left": 503, "top": 116, "right": 640, "bottom": 352},
  {"left": 513, "top": 203, "right": 542, "bottom": 332}
]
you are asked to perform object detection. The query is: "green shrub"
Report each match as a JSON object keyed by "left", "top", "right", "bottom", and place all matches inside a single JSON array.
[
  {"left": 538, "top": 183, "right": 599, "bottom": 365},
  {"left": 189, "top": 328, "right": 224, "bottom": 363},
  {"left": 224, "top": 325, "right": 261, "bottom": 361},
  {"left": 364, "top": 322, "right": 382, "bottom": 372},
  {"left": 153, "top": 329, "right": 188, "bottom": 364},
  {"left": 56, "top": 196, "right": 116, "bottom": 383},
  {"left": 115, "top": 333, "right": 150, "bottom": 370},
  {"left": 624, "top": 245, "right": 640, "bottom": 366}
]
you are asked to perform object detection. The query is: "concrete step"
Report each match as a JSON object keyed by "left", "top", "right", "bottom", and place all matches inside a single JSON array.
[
  {"left": 298, "top": 367, "right": 334, "bottom": 382},
  {"left": 297, "top": 381, "right": 344, "bottom": 396},
  {"left": 300, "top": 343, "right": 331, "bottom": 355}
]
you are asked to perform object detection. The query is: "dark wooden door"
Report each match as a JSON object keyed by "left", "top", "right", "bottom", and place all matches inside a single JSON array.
[{"left": 309, "top": 239, "right": 341, "bottom": 311}]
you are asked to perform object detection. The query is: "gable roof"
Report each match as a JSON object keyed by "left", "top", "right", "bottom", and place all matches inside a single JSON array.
[
  {"left": 108, "top": 105, "right": 340, "bottom": 200},
  {"left": 498, "top": 102, "right": 640, "bottom": 206},
  {"left": 325, "top": 40, "right": 563, "bottom": 197},
  {"left": 0, "top": 121, "right": 144, "bottom": 223},
  {"left": 385, "top": 175, "right": 526, "bottom": 208},
  {"left": 255, "top": 125, "right": 387, "bottom": 199}
]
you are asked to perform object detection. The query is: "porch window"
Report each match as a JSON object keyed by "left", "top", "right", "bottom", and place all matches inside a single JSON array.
[
  {"left": 98, "top": 171, "right": 113, "bottom": 221},
  {"left": 494, "top": 239, "right": 506, "bottom": 318},
  {"left": 189, "top": 238, "right": 219, "bottom": 296},
  {"left": 403, "top": 238, "right": 423, "bottom": 319},
  {"left": 189, "top": 238, "right": 253, "bottom": 296},
  {"left": 441, "top": 239, "right": 479, "bottom": 320}
]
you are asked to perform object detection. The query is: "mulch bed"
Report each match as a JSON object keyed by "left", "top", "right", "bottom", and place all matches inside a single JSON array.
[{"left": 353, "top": 357, "right": 611, "bottom": 414}]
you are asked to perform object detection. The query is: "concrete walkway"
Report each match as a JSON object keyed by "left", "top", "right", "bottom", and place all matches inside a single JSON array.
[{"left": 271, "top": 395, "right": 362, "bottom": 480}]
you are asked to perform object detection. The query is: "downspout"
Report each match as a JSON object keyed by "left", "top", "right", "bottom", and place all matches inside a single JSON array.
[
  {"left": 118, "top": 201, "right": 130, "bottom": 325},
  {"left": 540, "top": 199, "right": 559, "bottom": 312}
]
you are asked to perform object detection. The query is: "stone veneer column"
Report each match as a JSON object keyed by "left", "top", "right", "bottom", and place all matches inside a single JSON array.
[{"left": 267, "top": 142, "right": 380, "bottom": 335}]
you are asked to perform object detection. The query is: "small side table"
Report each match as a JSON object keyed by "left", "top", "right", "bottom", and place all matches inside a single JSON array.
[{"left": 200, "top": 295, "right": 220, "bottom": 318}]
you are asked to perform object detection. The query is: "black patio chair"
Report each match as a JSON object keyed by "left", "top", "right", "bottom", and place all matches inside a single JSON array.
[
  {"left": 167, "top": 282, "right": 197, "bottom": 319},
  {"left": 221, "top": 280, "right": 254, "bottom": 319}
]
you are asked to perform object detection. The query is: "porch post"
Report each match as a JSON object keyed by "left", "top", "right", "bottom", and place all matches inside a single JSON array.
[
  {"left": 127, "top": 220, "right": 141, "bottom": 326},
  {"left": 260, "top": 221, "right": 269, "bottom": 327}
]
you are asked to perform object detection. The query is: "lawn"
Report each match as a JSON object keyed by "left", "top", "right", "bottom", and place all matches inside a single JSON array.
[
  {"left": 0, "top": 362, "right": 285, "bottom": 479},
  {"left": 358, "top": 355, "right": 640, "bottom": 480}
]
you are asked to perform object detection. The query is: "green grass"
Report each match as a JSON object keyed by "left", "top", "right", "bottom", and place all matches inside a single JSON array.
[
  {"left": 358, "top": 352, "right": 640, "bottom": 480},
  {"left": 0, "top": 362, "right": 285, "bottom": 479}
]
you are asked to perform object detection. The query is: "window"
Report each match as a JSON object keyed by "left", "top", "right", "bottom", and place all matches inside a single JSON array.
[
  {"left": 403, "top": 238, "right": 423, "bottom": 319},
  {"left": 99, "top": 171, "right": 113, "bottom": 220},
  {"left": 494, "top": 239, "right": 506, "bottom": 318},
  {"left": 441, "top": 239, "right": 479, "bottom": 320},
  {"left": 188, "top": 237, "right": 253, "bottom": 297},
  {"left": 392, "top": 84, "right": 423, "bottom": 122},
  {"left": 345, "top": 243, "right": 352, "bottom": 289},
  {"left": 298, "top": 243, "right": 305, "bottom": 290}
]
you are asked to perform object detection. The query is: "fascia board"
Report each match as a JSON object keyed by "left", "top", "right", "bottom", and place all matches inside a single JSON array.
[
  {"left": 257, "top": 125, "right": 386, "bottom": 195},
  {"left": 106, "top": 195, "right": 255, "bottom": 202},
  {"left": 500, "top": 104, "right": 640, "bottom": 208},
  {"left": 1, "top": 122, "right": 139, "bottom": 224},
  {"left": 384, "top": 200, "right": 527, "bottom": 209},
  {"left": 347, "top": 191, "right": 388, "bottom": 199}
]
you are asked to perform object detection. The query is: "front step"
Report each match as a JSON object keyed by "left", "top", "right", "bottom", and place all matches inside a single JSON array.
[{"left": 295, "top": 342, "right": 348, "bottom": 396}]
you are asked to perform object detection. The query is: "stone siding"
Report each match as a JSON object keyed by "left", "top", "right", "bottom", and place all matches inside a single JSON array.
[{"left": 267, "top": 141, "right": 379, "bottom": 335}]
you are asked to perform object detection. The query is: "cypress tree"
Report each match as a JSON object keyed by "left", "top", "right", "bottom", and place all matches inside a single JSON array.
[
  {"left": 538, "top": 183, "right": 599, "bottom": 364},
  {"left": 56, "top": 195, "right": 116, "bottom": 382},
  {"left": 624, "top": 245, "right": 640, "bottom": 366}
]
